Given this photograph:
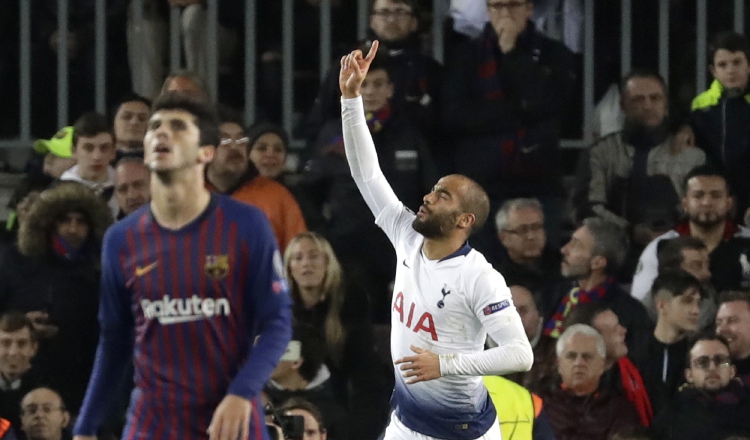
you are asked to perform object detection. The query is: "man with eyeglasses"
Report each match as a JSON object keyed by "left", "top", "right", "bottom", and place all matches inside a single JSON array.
[
  {"left": 441, "top": 0, "right": 576, "bottom": 262},
  {"left": 301, "top": 0, "right": 442, "bottom": 157},
  {"left": 493, "top": 198, "right": 561, "bottom": 294},
  {"left": 205, "top": 109, "right": 307, "bottom": 253},
  {"left": 650, "top": 333, "right": 750, "bottom": 440},
  {"left": 20, "top": 388, "right": 69, "bottom": 440}
]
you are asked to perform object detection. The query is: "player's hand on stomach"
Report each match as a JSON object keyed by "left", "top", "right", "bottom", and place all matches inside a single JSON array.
[
  {"left": 208, "top": 394, "right": 252, "bottom": 440},
  {"left": 395, "top": 345, "right": 442, "bottom": 384}
]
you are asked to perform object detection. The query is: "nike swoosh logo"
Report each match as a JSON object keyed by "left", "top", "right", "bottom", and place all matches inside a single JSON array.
[
  {"left": 402, "top": 260, "right": 410, "bottom": 268},
  {"left": 135, "top": 261, "right": 158, "bottom": 277}
]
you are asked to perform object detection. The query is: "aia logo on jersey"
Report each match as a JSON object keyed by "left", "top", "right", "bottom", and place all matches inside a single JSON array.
[
  {"left": 483, "top": 299, "right": 510, "bottom": 315},
  {"left": 205, "top": 255, "right": 229, "bottom": 280},
  {"left": 393, "top": 292, "right": 438, "bottom": 341}
]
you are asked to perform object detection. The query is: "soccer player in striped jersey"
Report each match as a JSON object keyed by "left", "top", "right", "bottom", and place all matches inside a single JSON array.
[
  {"left": 340, "top": 42, "right": 534, "bottom": 440},
  {"left": 73, "top": 92, "right": 293, "bottom": 440}
]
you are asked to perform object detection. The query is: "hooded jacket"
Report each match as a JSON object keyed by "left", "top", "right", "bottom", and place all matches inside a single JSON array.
[
  {"left": 0, "top": 182, "right": 113, "bottom": 412},
  {"left": 59, "top": 165, "right": 119, "bottom": 217}
]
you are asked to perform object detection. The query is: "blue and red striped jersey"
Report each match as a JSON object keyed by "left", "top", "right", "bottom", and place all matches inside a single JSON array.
[{"left": 74, "top": 194, "right": 292, "bottom": 440}]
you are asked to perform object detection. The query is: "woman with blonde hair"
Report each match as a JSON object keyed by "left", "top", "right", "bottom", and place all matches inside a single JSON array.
[{"left": 284, "top": 231, "right": 389, "bottom": 439}]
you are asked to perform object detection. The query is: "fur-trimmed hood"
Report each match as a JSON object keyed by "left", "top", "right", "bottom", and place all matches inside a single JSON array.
[{"left": 18, "top": 182, "right": 114, "bottom": 258}]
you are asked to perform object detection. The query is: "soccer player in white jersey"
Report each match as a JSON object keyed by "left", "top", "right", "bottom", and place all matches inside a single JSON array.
[{"left": 340, "top": 41, "right": 534, "bottom": 440}]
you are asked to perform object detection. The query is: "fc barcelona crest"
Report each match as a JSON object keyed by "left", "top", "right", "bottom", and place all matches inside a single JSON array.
[{"left": 205, "top": 255, "right": 229, "bottom": 280}]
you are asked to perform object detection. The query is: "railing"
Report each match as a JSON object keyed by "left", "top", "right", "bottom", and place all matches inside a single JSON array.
[{"left": 1, "top": 0, "right": 746, "bottom": 151}]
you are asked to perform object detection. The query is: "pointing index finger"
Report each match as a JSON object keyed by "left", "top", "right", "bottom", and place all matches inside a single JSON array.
[{"left": 365, "top": 40, "right": 380, "bottom": 61}]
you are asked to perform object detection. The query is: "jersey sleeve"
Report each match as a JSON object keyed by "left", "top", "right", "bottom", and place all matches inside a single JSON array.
[
  {"left": 342, "top": 96, "right": 400, "bottom": 220},
  {"left": 374, "top": 200, "right": 418, "bottom": 249},
  {"left": 439, "top": 268, "right": 533, "bottom": 376},
  {"left": 73, "top": 227, "right": 135, "bottom": 436},
  {"left": 228, "top": 211, "right": 293, "bottom": 400}
]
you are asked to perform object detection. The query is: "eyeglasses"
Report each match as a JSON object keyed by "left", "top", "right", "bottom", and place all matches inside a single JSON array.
[
  {"left": 691, "top": 355, "right": 732, "bottom": 370},
  {"left": 20, "top": 404, "right": 66, "bottom": 417},
  {"left": 504, "top": 223, "right": 545, "bottom": 236},
  {"left": 487, "top": 1, "right": 528, "bottom": 12},
  {"left": 219, "top": 137, "right": 250, "bottom": 147},
  {"left": 371, "top": 8, "right": 413, "bottom": 19}
]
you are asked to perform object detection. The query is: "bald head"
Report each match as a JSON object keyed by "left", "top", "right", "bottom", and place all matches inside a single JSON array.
[
  {"left": 21, "top": 387, "right": 69, "bottom": 440},
  {"left": 449, "top": 174, "right": 490, "bottom": 234}
]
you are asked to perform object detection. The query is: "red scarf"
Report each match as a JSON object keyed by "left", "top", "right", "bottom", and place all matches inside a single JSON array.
[
  {"left": 543, "top": 277, "right": 614, "bottom": 338},
  {"left": 674, "top": 219, "right": 739, "bottom": 240},
  {"left": 618, "top": 357, "right": 653, "bottom": 426}
]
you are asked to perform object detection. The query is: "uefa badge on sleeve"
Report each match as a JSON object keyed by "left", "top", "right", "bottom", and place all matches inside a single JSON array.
[{"left": 205, "top": 255, "right": 230, "bottom": 280}]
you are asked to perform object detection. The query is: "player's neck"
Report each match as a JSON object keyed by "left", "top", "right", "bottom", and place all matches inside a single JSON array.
[
  {"left": 576, "top": 271, "right": 607, "bottom": 292},
  {"left": 689, "top": 221, "right": 726, "bottom": 253},
  {"left": 654, "top": 319, "right": 686, "bottom": 345},
  {"left": 206, "top": 165, "right": 243, "bottom": 194},
  {"left": 422, "top": 235, "right": 467, "bottom": 261},
  {"left": 151, "top": 167, "right": 212, "bottom": 230}
]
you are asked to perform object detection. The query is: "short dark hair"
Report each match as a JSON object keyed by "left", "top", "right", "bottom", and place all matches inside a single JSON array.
[
  {"left": 620, "top": 68, "right": 667, "bottom": 98},
  {"left": 278, "top": 398, "right": 326, "bottom": 432},
  {"left": 651, "top": 269, "right": 705, "bottom": 301},
  {"left": 72, "top": 112, "right": 112, "bottom": 149},
  {"left": 459, "top": 176, "right": 490, "bottom": 234},
  {"left": 683, "top": 164, "right": 730, "bottom": 195},
  {"left": 151, "top": 92, "right": 220, "bottom": 148},
  {"left": 563, "top": 302, "right": 612, "bottom": 330},
  {"left": 0, "top": 312, "right": 37, "bottom": 342},
  {"left": 685, "top": 331, "right": 732, "bottom": 365},
  {"left": 111, "top": 92, "right": 151, "bottom": 121},
  {"left": 709, "top": 31, "right": 750, "bottom": 65},
  {"left": 294, "top": 325, "right": 326, "bottom": 383},
  {"left": 370, "top": 0, "right": 421, "bottom": 18},
  {"left": 216, "top": 104, "right": 245, "bottom": 127},
  {"left": 657, "top": 236, "right": 707, "bottom": 273},
  {"left": 582, "top": 217, "right": 629, "bottom": 274},
  {"left": 718, "top": 290, "right": 750, "bottom": 310},
  {"left": 160, "top": 70, "right": 208, "bottom": 100}
]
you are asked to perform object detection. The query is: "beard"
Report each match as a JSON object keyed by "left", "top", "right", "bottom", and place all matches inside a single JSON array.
[
  {"left": 412, "top": 207, "right": 459, "bottom": 239},
  {"left": 688, "top": 211, "right": 724, "bottom": 229}
]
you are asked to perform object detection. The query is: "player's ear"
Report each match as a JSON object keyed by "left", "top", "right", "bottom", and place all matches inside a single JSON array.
[
  {"left": 457, "top": 213, "right": 475, "bottom": 230},
  {"left": 198, "top": 145, "right": 215, "bottom": 164}
]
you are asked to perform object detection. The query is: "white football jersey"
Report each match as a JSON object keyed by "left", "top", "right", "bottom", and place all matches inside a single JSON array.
[{"left": 376, "top": 200, "right": 517, "bottom": 439}]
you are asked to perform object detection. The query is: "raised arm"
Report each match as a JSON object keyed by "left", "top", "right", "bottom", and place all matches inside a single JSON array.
[{"left": 340, "top": 41, "right": 399, "bottom": 218}]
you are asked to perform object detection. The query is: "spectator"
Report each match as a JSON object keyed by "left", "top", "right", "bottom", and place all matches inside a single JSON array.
[
  {"left": 33, "top": 128, "right": 76, "bottom": 179},
  {"left": 19, "top": 388, "right": 69, "bottom": 440},
  {"left": 641, "top": 237, "right": 716, "bottom": 328},
  {"left": 574, "top": 70, "right": 705, "bottom": 239},
  {"left": 264, "top": 325, "right": 344, "bottom": 439},
  {"left": 247, "top": 123, "right": 290, "bottom": 181},
  {"left": 650, "top": 333, "right": 750, "bottom": 440},
  {"left": 631, "top": 165, "right": 750, "bottom": 303},
  {"left": 283, "top": 232, "right": 387, "bottom": 440},
  {"left": 113, "top": 157, "right": 150, "bottom": 220},
  {"left": 1, "top": 175, "right": 56, "bottom": 254},
  {"left": 493, "top": 198, "right": 561, "bottom": 294},
  {"left": 628, "top": 270, "right": 703, "bottom": 416},
  {"left": 688, "top": 32, "right": 750, "bottom": 221},
  {"left": 716, "top": 291, "right": 750, "bottom": 381},
  {"left": 111, "top": 93, "right": 150, "bottom": 154},
  {"left": 542, "top": 217, "right": 652, "bottom": 352},
  {"left": 300, "top": 0, "right": 441, "bottom": 148},
  {"left": 483, "top": 375, "right": 556, "bottom": 440},
  {"left": 441, "top": 0, "right": 577, "bottom": 253},
  {"left": 160, "top": 70, "right": 209, "bottom": 101},
  {"left": 205, "top": 109, "right": 306, "bottom": 253},
  {"left": 278, "top": 398, "right": 329, "bottom": 440},
  {"left": 564, "top": 303, "right": 653, "bottom": 426},
  {"left": 0, "top": 313, "right": 45, "bottom": 438},
  {"left": 59, "top": 113, "right": 118, "bottom": 217},
  {"left": 304, "top": 50, "right": 436, "bottom": 321},
  {"left": 503, "top": 285, "right": 558, "bottom": 393},
  {"left": 127, "top": 1, "right": 240, "bottom": 100},
  {"left": 542, "top": 324, "right": 641, "bottom": 439},
  {"left": 0, "top": 183, "right": 112, "bottom": 413}
]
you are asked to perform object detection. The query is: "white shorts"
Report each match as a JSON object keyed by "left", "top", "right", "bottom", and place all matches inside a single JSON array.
[{"left": 383, "top": 412, "right": 502, "bottom": 440}]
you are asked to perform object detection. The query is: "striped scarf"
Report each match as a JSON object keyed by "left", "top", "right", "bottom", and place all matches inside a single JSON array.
[{"left": 544, "top": 277, "right": 614, "bottom": 338}]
